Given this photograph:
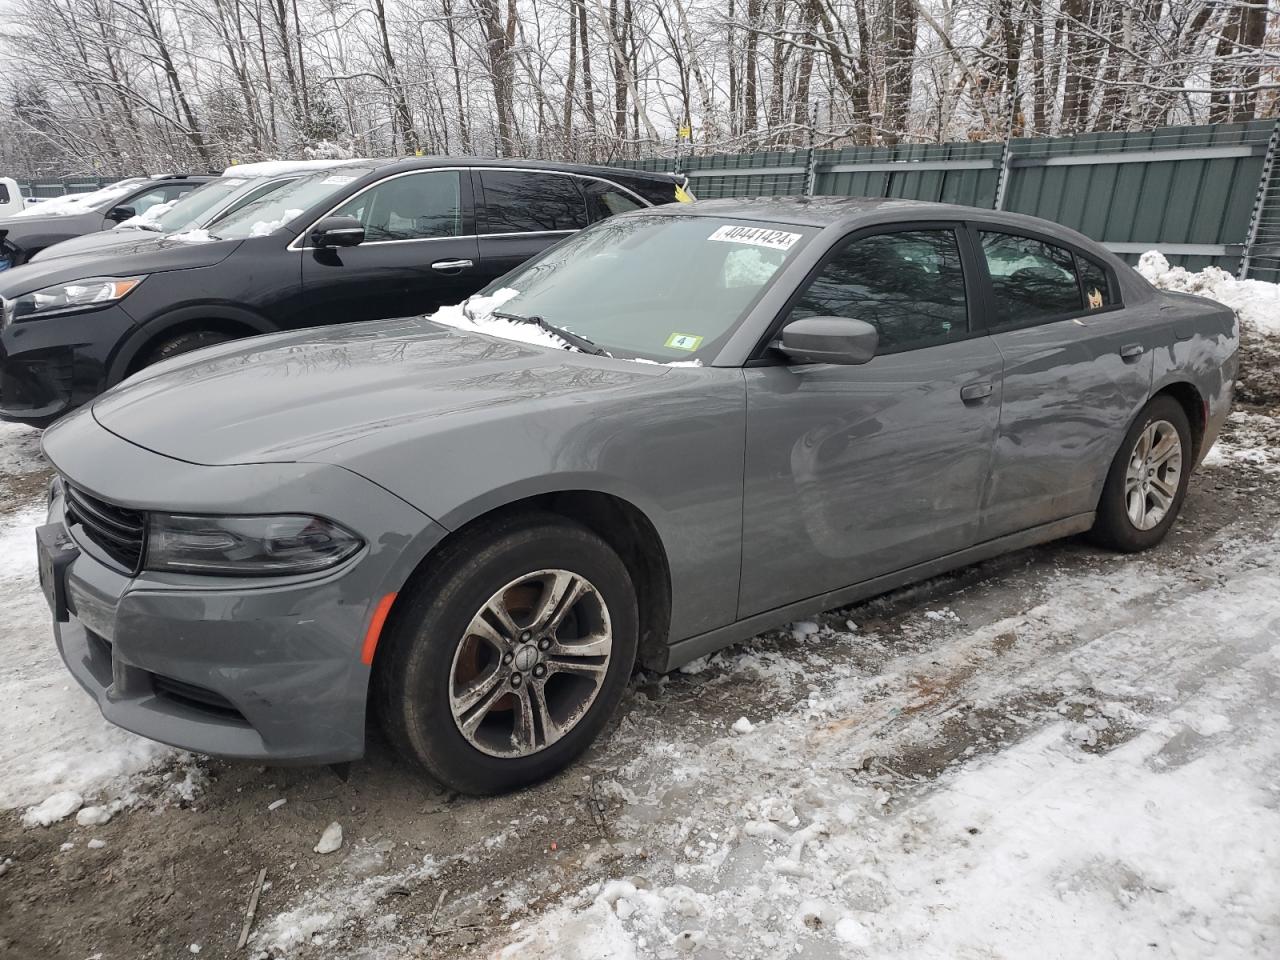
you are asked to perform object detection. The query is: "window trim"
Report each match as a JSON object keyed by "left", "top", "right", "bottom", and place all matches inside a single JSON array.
[
  {"left": 966, "top": 223, "right": 1125, "bottom": 333},
  {"left": 287, "top": 166, "right": 474, "bottom": 251},
  {"left": 747, "top": 220, "right": 984, "bottom": 364}
]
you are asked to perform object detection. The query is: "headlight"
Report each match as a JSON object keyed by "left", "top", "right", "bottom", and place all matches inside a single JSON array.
[
  {"left": 8, "top": 275, "right": 146, "bottom": 322},
  {"left": 146, "top": 514, "right": 363, "bottom": 576}
]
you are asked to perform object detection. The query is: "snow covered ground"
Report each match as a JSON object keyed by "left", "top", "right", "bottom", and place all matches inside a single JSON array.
[{"left": 0, "top": 259, "right": 1276, "bottom": 960}]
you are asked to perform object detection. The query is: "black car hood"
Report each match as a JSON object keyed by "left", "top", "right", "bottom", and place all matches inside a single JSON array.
[
  {"left": 29, "top": 228, "right": 165, "bottom": 264},
  {"left": 88, "top": 316, "right": 672, "bottom": 466},
  {"left": 0, "top": 234, "right": 242, "bottom": 296}
]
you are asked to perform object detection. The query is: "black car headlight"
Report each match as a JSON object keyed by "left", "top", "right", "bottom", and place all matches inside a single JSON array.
[
  {"left": 146, "top": 514, "right": 363, "bottom": 576},
  {"left": 8, "top": 275, "right": 146, "bottom": 322}
]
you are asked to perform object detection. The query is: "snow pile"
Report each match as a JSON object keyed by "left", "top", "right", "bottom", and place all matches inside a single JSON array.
[
  {"left": 249, "top": 207, "right": 304, "bottom": 237},
  {"left": 429, "top": 287, "right": 572, "bottom": 351},
  {"left": 168, "top": 229, "right": 218, "bottom": 244},
  {"left": 8, "top": 179, "right": 144, "bottom": 218},
  {"left": 117, "top": 199, "right": 175, "bottom": 230},
  {"left": 1137, "top": 251, "right": 1280, "bottom": 404},
  {"left": 1203, "top": 410, "right": 1280, "bottom": 474},
  {"left": 0, "top": 421, "right": 43, "bottom": 475}
]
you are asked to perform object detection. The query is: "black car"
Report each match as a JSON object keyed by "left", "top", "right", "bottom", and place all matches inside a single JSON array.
[
  {"left": 0, "top": 175, "right": 215, "bottom": 269},
  {"left": 0, "top": 158, "right": 688, "bottom": 426}
]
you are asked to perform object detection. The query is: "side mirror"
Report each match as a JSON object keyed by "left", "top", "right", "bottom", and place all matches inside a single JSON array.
[
  {"left": 106, "top": 205, "right": 135, "bottom": 223},
  {"left": 775, "top": 316, "right": 878, "bottom": 365},
  {"left": 310, "top": 216, "right": 365, "bottom": 248}
]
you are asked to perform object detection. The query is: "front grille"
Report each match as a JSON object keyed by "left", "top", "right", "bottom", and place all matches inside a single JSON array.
[{"left": 64, "top": 484, "right": 146, "bottom": 572}]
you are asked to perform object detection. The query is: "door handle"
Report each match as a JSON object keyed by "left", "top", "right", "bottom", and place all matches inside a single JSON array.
[
  {"left": 1119, "top": 343, "right": 1144, "bottom": 361},
  {"left": 431, "top": 258, "right": 474, "bottom": 273},
  {"left": 960, "top": 381, "right": 994, "bottom": 403}
]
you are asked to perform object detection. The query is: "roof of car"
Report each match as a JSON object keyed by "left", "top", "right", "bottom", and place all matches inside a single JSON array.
[
  {"left": 362, "top": 155, "right": 682, "bottom": 183},
  {"left": 652, "top": 196, "right": 988, "bottom": 227},
  {"left": 635, "top": 196, "right": 1117, "bottom": 254}
]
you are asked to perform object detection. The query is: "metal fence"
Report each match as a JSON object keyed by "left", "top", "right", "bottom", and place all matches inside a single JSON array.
[
  {"left": 15, "top": 177, "right": 120, "bottom": 199},
  {"left": 620, "top": 119, "right": 1280, "bottom": 280}
]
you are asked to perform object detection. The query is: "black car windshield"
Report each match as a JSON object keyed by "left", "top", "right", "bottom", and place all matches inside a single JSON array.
[
  {"left": 477, "top": 215, "right": 813, "bottom": 363},
  {"left": 209, "top": 165, "right": 380, "bottom": 239},
  {"left": 146, "top": 177, "right": 270, "bottom": 233}
]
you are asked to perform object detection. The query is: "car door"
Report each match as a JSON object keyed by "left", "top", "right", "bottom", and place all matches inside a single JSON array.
[
  {"left": 473, "top": 169, "right": 590, "bottom": 286},
  {"left": 973, "top": 227, "right": 1157, "bottom": 539},
  {"left": 300, "top": 168, "right": 480, "bottom": 324},
  {"left": 739, "top": 224, "right": 1004, "bottom": 619}
]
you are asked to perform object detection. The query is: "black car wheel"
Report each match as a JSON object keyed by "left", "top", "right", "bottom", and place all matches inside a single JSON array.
[
  {"left": 373, "top": 512, "right": 638, "bottom": 794},
  {"left": 144, "top": 329, "right": 232, "bottom": 367},
  {"left": 1091, "top": 395, "right": 1193, "bottom": 552}
]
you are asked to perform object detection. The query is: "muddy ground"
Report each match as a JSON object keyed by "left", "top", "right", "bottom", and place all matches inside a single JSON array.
[{"left": 1, "top": 404, "right": 1278, "bottom": 960}]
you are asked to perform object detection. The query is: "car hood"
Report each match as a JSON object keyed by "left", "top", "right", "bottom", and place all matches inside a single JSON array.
[
  {"left": 0, "top": 234, "right": 242, "bottom": 296},
  {"left": 88, "top": 316, "right": 676, "bottom": 466},
  {"left": 29, "top": 228, "right": 165, "bottom": 263}
]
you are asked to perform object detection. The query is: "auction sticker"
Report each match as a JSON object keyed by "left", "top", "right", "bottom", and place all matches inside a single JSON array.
[
  {"left": 707, "top": 224, "right": 801, "bottom": 251},
  {"left": 665, "top": 333, "right": 704, "bottom": 351}
]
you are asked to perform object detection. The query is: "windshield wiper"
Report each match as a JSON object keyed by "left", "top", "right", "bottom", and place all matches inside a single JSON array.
[{"left": 491, "top": 310, "right": 610, "bottom": 356}]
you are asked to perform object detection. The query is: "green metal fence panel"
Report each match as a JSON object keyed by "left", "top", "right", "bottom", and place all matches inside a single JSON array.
[{"left": 16, "top": 177, "right": 118, "bottom": 198}]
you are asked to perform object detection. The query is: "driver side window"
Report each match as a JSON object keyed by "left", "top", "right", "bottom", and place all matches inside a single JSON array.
[
  {"left": 331, "top": 171, "right": 462, "bottom": 242},
  {"left": 787, "top": 228, "right": 969, "bottom": 353}
]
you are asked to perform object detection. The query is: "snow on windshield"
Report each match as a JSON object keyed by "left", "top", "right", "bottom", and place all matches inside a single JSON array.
[
  {"left": 248, "top": 207, "right": 304, "bottom": 237},
  {"left": 8, "top": 179, "right": 145, "bottom": 218},
  {"left": 429, "top": 288, "right": 702, "bottom": 366},
  {"left": 117, "top": 199, "right": 176, "bottom": 230}
]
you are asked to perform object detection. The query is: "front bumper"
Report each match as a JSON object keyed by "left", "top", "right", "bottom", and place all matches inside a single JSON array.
[
  {"left": 0, "top": 303, "right": 135, "bottom": 426},
  {"left": 42, "top": 414, "right": 446, "bottom": 763}
]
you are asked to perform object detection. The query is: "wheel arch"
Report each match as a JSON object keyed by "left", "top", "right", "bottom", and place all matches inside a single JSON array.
[
  {"left": 110, "top": 305, "right": 278, "bottom": 383},
  {"left": 375, "top": 489, "right": 674, "bottom": 675},
  {"left": 1150, "top": 380, "right": 1207, "bottom": 463}
]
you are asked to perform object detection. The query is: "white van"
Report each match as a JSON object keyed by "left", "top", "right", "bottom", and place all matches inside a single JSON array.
[{"left": 0, "top": 177, "right": 25, "bottom": 217}]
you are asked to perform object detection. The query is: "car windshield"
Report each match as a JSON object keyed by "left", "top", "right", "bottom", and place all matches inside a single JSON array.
[
  {"left": 209, "top": 165, "right": 379, "bottom": 239},
  {"left": 145, "top": 177, "right": 265, "bottom": 233},
  {"left": 475, "top": 214, "right": 813, "bottom": 363}
]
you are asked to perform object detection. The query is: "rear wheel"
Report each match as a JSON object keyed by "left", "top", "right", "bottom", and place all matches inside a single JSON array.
[
  {"left": 1091, "top": 395, "right": 1192, "bottom": 552},
  {"left": 374, "top": 513, "right": 638, "bottom": 794},
  {"left": 143, "top": 329, "right": 232, "bottom": 367}
]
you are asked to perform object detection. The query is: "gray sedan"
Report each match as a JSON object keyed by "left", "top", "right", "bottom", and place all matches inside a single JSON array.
[{"left": 38, "top": 198, "right": 1238, "bottom": 794}]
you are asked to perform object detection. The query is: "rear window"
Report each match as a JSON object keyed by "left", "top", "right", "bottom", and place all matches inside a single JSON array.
[
  {"left": 479, "top": 171, "right": 588, "bottom": 234},
  {"left": 980, "top": 231, "right": 1082, "bottom": 324},
  {"left": 607, "top": 174, "right": 686, "bottom": 206},
  {"left": 1077, "top": 256, "right": 1114, "bottom": 310}
]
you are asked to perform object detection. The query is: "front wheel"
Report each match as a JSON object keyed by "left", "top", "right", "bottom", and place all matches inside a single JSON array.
[
  {"left": 1091, "top": 395, "right": 1192, "bottom": 552},
  {"left": 373, "top": 513, "right": 638, "bottom": 794}
]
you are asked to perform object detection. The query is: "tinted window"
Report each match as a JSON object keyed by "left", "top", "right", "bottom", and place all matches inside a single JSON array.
[
  {"left": 1077, "top": 255, "right": 1114, "bottom": 310},
  {"left": 980, "top": 231, "right": 1082, "bottom": 324},
  {"left": 0, "top": 183, "right": 8, "bottom": 203},
  {"left": 332, "top": 170, "right": 461, "bottom": 241},
  {"left": 582, "top": 180, "right": 645, "bottom": 222},
  {"left": 788, "top": 229, "right": 969, "bottom": 353},
  {"left": 479, "top": 171, "right": 588, "bottom": 234}
]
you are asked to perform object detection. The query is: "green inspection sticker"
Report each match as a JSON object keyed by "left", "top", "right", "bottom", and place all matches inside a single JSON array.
[{"left": 665, "top": 333, "right": 704, "bottom": 351}]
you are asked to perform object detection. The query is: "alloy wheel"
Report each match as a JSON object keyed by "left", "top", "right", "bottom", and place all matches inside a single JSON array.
[
  {"left": 1124, "top": 419, "right": 1183, "bottom": 531},
  {"left": 448, "top": 569, "right": 613, "bottom": 758}
]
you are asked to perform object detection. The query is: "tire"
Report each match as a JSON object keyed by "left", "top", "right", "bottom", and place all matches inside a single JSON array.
[
  {"left": 1090, "top": 395, "right": 1193, "bottom": 552},
  {"left": 144, "top": 329, "right": 232, "bottom": 367},
  {"left": 373, "top": 512, "right": 638, "bottom": 794}
]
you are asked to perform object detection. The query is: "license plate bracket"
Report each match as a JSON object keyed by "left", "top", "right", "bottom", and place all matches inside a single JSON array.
[{"left": 36, "top": 522, "right": 79, "bottom": 622}]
